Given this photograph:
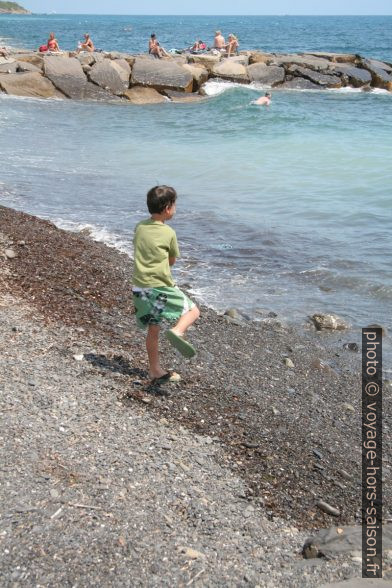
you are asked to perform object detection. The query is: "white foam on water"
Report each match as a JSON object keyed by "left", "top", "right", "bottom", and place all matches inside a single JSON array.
[{"left": 53, "top": 219, "right": 134, "bottom": 258}]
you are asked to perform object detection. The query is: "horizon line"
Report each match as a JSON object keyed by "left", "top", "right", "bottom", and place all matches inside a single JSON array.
[{"left": 19, "top": 13, "right": 392, "bottom": 17}]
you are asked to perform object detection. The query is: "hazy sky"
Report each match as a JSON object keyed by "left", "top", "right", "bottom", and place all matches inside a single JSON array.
[{"left": 23, "top": 1, "right": 392, "bottom": 15}]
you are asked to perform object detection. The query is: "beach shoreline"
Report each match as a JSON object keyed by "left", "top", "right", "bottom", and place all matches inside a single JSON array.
[{"left": 1, "top": 204, "right": 391, "bottom": 584}]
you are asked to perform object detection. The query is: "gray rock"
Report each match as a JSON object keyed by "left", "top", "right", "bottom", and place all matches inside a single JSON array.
[
  {"left": 5, "top": 249, "right": 17, "bottom": 259},
  {"left": 330, "top": 64, "right": 372, "bottom": 87},
  {"left": 365, "top": 323, "right": 388, "bottom": 337},
  {"left": 365, "top": 58, "right": 392, "bottom": 73},
  {"left": 248, "top": 52, "right": 274, "bottom": 65},
  {"left": 89, "top": 59, "right": 130, "bottom": 95},
  {"left": 83, "top": 81, "right": 124, "bottom": 102},
  {"left": 304, "top": 525, "right": 392, "bottom": 559},
  {"left": 224, "top": 308, "right": 242, "bottom": 320},
  {"left": 14, "top": 53, "right": 44, "bottom": 69},
  {"left": 0, "top": 72, "right": 57, "bottom": 98},
  {"left": 307, "top": 52, "right": 358, "bottom": 63},
  {"left": 44, "top": 55, "right": 87, "bottom": 99},
  {"left": 163, "top": 90, "right": 207, "bottom": 103},
  {"left": 211, "top": 59, "right": 249, "bottom": 82},
  {"left": 131, "top": 57, "right": 193, "bottom": 92},
  {"left": 279, "top": 77, "right": 322, "bottom": 90},
  {"left": 311, "top": 313, "right": 349, "bottom": 331},
  {"left": 361, "top": 59, "right": 392, "bottom": 90},
  {"left": 181, "top": 63, "right": 209, "bottom": 88},
  {"left": 187, "top": 53, "right": 221, "bottom": 71},
  {"left": 287, "top": 65, "right": 342, "bottom": 87},
  {"left": 247, "top": 63, "right": 285, "bottom": 85},
  {"left": 0, "top": 59, "right": 18, "bottom": 73},
  {"left": 123, "top": 86, "right": 167, "bottom": 104},
  {"left": 343, "top": 342, "right": 359, "bottom": 352},
  {"left": 316, "top": 501, "right": 340, "bottom": 517},
  {"left": 272, "top": 54, "right": 332, "bottom": 71},
  {"left": 16, "top": 61, "right": 41, "bottom": 73}
]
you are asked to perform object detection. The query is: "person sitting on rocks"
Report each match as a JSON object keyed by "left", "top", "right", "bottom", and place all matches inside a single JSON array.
[
  {"left": 39, "top": 32, "right": 60, "bottom": 53},
  {"left": 191, "top": 39, "right": 207, "bottom": 52},
  {"left": 0, "top": 46, "right": 9, "bottom": 58},
  {"left": 213, "top": 30, "right": 225, "bottom": 51},
  {"left": 226, "top": 34, "right": 239, "bottom": 57},
  {"left": 148, "top": 33, "right": 170, "bottom": 58},
  {"left": 77, "top": 33, "right": 95, "bottom": 53}
]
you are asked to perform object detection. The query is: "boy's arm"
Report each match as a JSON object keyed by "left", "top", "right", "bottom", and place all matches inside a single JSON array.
[{"left": 169, "top": 257, "right": 176, "bottom": 266}]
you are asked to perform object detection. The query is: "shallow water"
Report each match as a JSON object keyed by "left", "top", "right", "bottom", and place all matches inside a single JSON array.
[
  {"left": 0, "top": 84, "right": 391, "bottom": 337},
  {"left": 0, "top": 14, "right": 392, "bottom": 341}
]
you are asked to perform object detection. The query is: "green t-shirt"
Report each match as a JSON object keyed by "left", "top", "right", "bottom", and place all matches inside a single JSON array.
[{"left": 133, "top": 219, "right": 180, "bottom": 288}]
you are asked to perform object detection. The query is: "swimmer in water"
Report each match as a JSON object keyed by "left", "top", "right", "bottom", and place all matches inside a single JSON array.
[{"left": 255, "top": 92, "right": 271, "bottom": 106}]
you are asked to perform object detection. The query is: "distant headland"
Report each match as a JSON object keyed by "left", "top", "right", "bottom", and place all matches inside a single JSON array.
[{"left": 0, "top": 2, "right": 30, "bottom": 14}]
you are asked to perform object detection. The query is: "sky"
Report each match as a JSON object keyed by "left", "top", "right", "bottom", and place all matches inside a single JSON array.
[{"left": 22, "top": 1, "right": 392, "bottom": 16}]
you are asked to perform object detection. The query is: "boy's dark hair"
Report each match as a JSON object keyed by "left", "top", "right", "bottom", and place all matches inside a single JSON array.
[{"left": 147, "top": 185, "right": 177, "bottom": 214}]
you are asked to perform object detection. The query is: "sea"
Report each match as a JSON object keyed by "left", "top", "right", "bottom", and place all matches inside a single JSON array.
[{"left": 0, "top": 14, "right": 391, "bottom": 349}]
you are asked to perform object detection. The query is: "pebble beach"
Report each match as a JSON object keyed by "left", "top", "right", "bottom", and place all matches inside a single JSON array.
[{"left": 1, "top": 205, "right": 391, "bottom": 586}]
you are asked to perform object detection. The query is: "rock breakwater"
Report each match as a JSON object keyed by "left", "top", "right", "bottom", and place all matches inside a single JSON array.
[{"left": 0, "top": 49, "right": 391, "bottom": 103}]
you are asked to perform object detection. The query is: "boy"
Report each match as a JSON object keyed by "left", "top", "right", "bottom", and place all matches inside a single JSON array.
[{"left": 132, "top": 186, "right": 200, "bottom": 384}]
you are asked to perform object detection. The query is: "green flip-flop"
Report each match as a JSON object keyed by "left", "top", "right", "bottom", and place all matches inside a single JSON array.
[{"left": 165, "top": 330, "right": 196, "bottom": 359}]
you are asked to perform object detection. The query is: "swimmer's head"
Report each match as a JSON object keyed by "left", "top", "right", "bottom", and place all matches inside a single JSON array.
[{"left": 265, "top": 92, "right": 271, "bottom": 97}]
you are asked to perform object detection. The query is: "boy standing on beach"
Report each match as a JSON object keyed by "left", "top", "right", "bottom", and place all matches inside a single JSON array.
[{"left": 132, "top": 186, "right": 200, "bottom": 384}]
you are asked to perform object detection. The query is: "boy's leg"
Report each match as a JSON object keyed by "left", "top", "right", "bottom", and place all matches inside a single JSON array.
[
  {"left": 146, "top": 324, "right": 166, "bottom": 379},
  {"left": 171, "top": 305, "right": 200, "bottom": 337}
]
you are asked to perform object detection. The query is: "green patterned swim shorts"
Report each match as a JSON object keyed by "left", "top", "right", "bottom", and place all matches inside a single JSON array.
[{"left": 132, "top": 286, "right": 195, "bottom": 330}]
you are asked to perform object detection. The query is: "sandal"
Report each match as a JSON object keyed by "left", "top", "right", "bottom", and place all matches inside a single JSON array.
[
  {"left": 151, "top": 371, "right": 181, "bottom": 385},
  {"left": 165, "top": 330, "right": 196, "bottom": 359}
]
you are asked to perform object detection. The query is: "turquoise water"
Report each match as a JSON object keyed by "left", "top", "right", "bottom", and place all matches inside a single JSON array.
[
  {"left": 0, "top": 86, "right": 391, "bottom": 331},
  {"left": 0, "top": 14, "right": 391, "bottom": 61},
  {"left": 0, "top": 15, "right": 391, "bottom": 333}
]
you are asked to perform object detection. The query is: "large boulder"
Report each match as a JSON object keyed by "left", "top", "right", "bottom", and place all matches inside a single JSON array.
[
  {"left": 307, "top": 52, "right": 357, "bottom": 64},
  {"left": 123, "top": 86, "right": 167, "bottom": 104},
  {"left": 228, "top": 54, "right": 249, "bottom": 66},
  {"left": 365, "top": 58, "right": 392, "bottom": 73},
  {"left": 248, "top": 52, "right": 274, "bottom": 65},
  {"left": 14, "top": 53, "right": 44, "bottom": 69},
  {"left": 89, "top": 59, "right": 131, "bottom": 95},
  {"left": 84, "top": 81, "right": 124, "bottom": 102},
  {"left": 131, "top": 57, "right": 193, "bottom": 92},
  {"left": 163, "top": 90, "right": 207, "bottom": 103},
  {"left": 181, "top": 63, "right": 209, "bottom": 88},
  {"left": 247, "top": 63, "right": 285, "bottom": 85},
  {"left": 272, "top": 54, "right": 331, "bottom": 71},
  {"left": 361, "top": 59, "right": 392, "bottom": 90},
  {"left": 44, "top": 55, "right": 87, "bottom": 99},
  {"left": 16, "top": 61, "right": 42, "bottom": 73},
  {"left": 287, "top": 65, "right": 341, "bottom": 87},
  {"left": 187, "top": 53, "right": 221, "bottom": 71},
  {"left": 211, "top": 59, "right": 249, "bottom": 82},
  {"left": 0, "top": 72, "right": 57, "bottom": 98},
  {"left": 279, "top": 77, "right": 322, "bottom": 90},
  {"left": 330, "top": 64, "right": 371, "bottom": 87},
  {"left": 0, "top": 58, "right": 18, "bottom": 73},
  {"left": 303, "top": 525, "right": 392, "bottom": 559}
]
